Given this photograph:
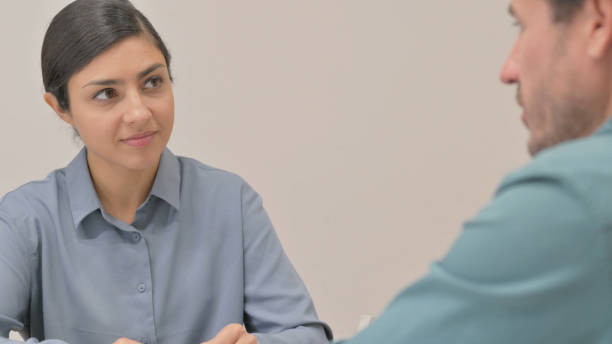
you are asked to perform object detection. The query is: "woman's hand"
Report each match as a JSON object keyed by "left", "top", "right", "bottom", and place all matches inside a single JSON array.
[
  {"left": 112, "top": 338, "right": 142, "bottom": 344},
  {"left": 201, "top": 324, "right": 257, "bottom": 344}
]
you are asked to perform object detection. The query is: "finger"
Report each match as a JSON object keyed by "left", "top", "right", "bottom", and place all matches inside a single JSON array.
[
  {"left": 202, "top": 323, "right": 246, "bottom": 344},
  {"left": 236, "top": 333, "right": 257, "bottom": 344}
]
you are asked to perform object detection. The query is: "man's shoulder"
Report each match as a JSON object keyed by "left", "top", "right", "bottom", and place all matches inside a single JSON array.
[
  {"left": 498, "top": 134, "right": 612, "bottom": 222},
  {"left": 508, "top": 134, "right": 612, "bottom": 182}
]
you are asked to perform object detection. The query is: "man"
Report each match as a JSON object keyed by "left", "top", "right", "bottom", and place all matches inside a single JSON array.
[{"left": 337, "top": 0, "right": 612, "bottom": 343}]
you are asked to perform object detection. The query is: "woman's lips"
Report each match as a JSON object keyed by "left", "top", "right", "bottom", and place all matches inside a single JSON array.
[{"left": 122, "top": 131, "right": 157, "bottom": 147}]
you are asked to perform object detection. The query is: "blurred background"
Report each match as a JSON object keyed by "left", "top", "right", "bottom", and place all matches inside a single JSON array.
[{"left": 1, "top": 1, "right": 526, "bottom": 340}]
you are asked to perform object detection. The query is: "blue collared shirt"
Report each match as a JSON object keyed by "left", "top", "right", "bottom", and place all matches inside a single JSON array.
[
  {"left": 0, "top": 148, "right": 332, "bottom": 344},
  {"left": 336, "top": 119, "right": 612, "bottom": 344}
]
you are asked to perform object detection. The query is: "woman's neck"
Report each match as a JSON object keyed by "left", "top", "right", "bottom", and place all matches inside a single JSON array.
[{"left": 86, "top": 151, "right": 160, "bottom": 224}]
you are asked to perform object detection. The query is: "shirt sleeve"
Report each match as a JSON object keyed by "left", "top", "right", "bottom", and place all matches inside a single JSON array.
[
  {"left": 0, "top": 209, "right": 70, "bottom": 344},
  {"left": 239, "top": 182, "right": 333, "bottom": 344},
  {"left": 336, "top": 171, "right": 612, "bottom": 344}
]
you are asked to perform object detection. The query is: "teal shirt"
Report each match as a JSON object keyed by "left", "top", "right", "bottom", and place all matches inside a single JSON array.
[{"left": 338, "top": 119, "right": 612, "bottom": 343}]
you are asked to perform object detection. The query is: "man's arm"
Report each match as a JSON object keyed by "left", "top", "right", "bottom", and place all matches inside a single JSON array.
[{"left": 337, "top": 170, "right": 612, "bottom": 343}]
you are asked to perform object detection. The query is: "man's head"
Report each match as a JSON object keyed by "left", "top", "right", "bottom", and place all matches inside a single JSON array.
[{"left": 501, "top": 0, "right": 612, "bottom": 156}]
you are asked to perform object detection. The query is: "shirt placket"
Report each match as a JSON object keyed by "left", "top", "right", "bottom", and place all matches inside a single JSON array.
[{"left": 103, "top": 206, "right": 157, "bottom": 344}]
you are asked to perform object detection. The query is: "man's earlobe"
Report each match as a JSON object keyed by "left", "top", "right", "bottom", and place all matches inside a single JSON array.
[
  {"left": 43, "top": 92, "right": 74, "bottom": 126},
  {"left": 587, "top": 0, "right": 612, "bottom": 58}
]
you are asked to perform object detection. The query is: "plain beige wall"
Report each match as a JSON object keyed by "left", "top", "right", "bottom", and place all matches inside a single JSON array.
[{"left": 1, "top": 1, "right": 528, "bottom": 340}]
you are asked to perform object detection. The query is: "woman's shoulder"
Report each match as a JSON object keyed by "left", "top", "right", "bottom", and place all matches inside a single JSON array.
[
  {"left": 0, "top": 169, "right": 66, "bottom": 224},
  {"left": 175, "top": 154, "right": 248, "bottom": 187},
  {"left": 172, "top": 155, "right": 260, "bottom": 206}
]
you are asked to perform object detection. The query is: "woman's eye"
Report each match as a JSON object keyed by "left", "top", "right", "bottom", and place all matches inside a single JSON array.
[
  {"left": 93, "top": 88, "right": 118, "bottom": 101},
  {"left": 144, "top": 76, "right": 163, "bottom": 89}
]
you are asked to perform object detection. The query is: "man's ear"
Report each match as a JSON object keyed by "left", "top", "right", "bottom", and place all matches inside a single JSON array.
[
  {"left": 586, "top": 0, "right": 612, "bottom": 59},
  {"left": 43, "top": 92, "right": 74, "bottom": 126}
]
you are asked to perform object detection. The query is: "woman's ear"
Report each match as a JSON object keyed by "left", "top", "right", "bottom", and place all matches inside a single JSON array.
[{"left": 44, "top": 92, "right": 74, "bottom": 126}]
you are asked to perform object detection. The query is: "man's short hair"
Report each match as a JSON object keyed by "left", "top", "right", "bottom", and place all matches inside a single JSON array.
[{"left": 548, "top": 0, "right": 586, "bottom": 22}]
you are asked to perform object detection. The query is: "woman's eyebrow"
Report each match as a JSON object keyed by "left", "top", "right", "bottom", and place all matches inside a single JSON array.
[
  {"left": 138, "top": 63, "right": 165, "bottom": 79},
  {"left": 82, "top": 63, "right": 166, "bottom": 88},
  {"left": 82, "top": 78, "right": 121, "bottom": 88}
]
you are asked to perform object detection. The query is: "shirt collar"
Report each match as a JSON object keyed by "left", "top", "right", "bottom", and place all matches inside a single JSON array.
[
  {"left": 150, "top": 148, "right": 181, "bottom": 211},
  {"left": 64, "top": 148, "right": 102, "bottom": 228},
  {"left": 64, "top": 147, "right": 181, "bottom": 229}
]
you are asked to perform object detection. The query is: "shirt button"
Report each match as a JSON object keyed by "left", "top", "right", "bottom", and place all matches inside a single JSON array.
[
  {"left": 137, "top": 283, "right": 146, "bottom": 293},
  {"left": 131, "top": 232, "right": 141, "bottom": 243}
]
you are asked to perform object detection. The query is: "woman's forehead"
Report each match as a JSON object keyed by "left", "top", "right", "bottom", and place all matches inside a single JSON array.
[{"left": 70, "top": 35, "right": 167, "bottom": 86}]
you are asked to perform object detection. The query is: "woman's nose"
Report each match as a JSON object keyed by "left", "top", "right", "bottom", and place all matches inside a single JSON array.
[{"left": 122, "top": 90, "right": 152, "bottom": 125}]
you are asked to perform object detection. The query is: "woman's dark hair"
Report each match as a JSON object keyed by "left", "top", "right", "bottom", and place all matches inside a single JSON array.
[{"left": 41, "top": 0, "right": 172, "bottom": 111}]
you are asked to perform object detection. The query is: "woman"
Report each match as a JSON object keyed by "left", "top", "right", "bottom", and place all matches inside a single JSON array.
[{"left": 0, "top": 1, "right": 332, "bottom": 343}]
